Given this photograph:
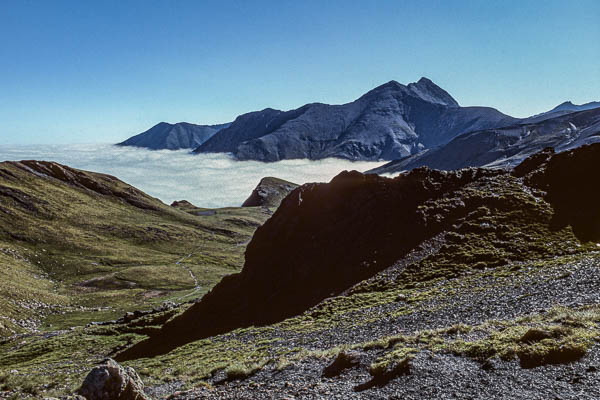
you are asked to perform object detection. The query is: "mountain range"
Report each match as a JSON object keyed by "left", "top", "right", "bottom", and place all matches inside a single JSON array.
[
  {"left": 193, "top": 78, "right": 519, "bottom": 161},
  {"left": 118, "top": 79, "right": 599, "bottom": 171},
  {"left": 369, "top": 107, "right": 600, "bottom": 174},
  {"left": 525, "top": 100, "right": 600, "bottom": 123}
]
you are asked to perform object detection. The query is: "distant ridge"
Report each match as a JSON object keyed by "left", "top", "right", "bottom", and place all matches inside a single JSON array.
[
  {"left": 524, "top": 100, "right": 600, "bottom": 123},
  {"left": 118, "top": 121, "right": 231, "bottom": 150},
  {"left": 550, "top": 100, "right": 600, "bottom": 113},
  {"left": 368, "top": 107, "right": 600, "bottom": 175}
]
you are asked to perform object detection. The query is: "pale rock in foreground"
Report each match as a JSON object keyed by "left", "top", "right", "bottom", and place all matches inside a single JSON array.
[{"left": 78, "top": 358, "right": 150, "bottom": 400}]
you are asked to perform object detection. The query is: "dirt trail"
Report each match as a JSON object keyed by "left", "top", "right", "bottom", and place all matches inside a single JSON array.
[{"left": 174, "top": 249, "right": 203, "bottom": 301}]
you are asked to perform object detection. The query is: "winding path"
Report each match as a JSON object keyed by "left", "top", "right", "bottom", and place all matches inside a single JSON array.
[{"left": 174, "top": 249, "right": 203, "bottom": 301}]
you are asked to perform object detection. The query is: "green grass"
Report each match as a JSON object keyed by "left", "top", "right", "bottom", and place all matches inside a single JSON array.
[{"left": 0, "top": 161, "right": 269, "bottom": 336}]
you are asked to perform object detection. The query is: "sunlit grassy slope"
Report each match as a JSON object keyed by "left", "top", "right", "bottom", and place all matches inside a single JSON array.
[{"left": 0, "top": 160, "right": 269, "bottom": 337}]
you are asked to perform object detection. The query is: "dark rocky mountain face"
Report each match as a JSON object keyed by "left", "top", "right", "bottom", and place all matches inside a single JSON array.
[
  {"left": 117, "top": 143, "right": 600, "bottom": 361},
  {"left": 369, "top": 107, "right": 600, "bottom": 175},
  {"left": 194, "top": 78, "right": 516, "bottom": 161},
  {"left": 118, "top": 121, "right": 231, "bottom": 150}
]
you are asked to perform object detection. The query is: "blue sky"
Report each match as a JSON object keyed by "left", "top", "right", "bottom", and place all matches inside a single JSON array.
[{"left": 1, "top": 0, "right": 599, "bottom": 145}]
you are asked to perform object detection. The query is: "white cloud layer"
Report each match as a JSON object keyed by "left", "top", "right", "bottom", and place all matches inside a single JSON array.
[{"left": 0, "top": 144, "right": 386, "bottom": 208}]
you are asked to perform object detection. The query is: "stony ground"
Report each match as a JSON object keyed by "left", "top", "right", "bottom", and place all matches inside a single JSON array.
[
  {"left": 173, "top": 348, "right": 600, "bottom": 400},
  {"left": 153, "top": 252, "right": 600, "bottom": 399}
]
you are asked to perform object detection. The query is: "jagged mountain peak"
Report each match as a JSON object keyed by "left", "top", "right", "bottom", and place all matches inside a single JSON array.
[
  {"left": 358, "top": 80, "right": 406, "bottom": 98},
  {"left": 365, "top": 77, "right": 459, "bottom": 108},
  {"left": 375, "top": 79, "right": 405, "bottom": 89},
  {"left": 407, "top": 77, "right": 460, "bottom": 107},
  {"left": 559, "top": 101, "right": 575, "bottom": 106}
]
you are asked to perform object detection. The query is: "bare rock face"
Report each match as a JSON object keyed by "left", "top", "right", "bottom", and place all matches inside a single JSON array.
[
  {"left": 78, "top": 359, "right": 150, "bottom": 400},
  {"left": 241, "top": 177, "right": 299, "bottom": 208}
]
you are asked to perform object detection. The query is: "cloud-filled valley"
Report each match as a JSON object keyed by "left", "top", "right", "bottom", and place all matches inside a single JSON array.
[{"left": 0, "top": 144, "right": 385, "bottom": 208}]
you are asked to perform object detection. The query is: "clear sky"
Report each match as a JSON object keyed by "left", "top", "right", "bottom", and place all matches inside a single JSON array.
[{"left": 1, "top": 0, "right": 599, "bottom": 145}]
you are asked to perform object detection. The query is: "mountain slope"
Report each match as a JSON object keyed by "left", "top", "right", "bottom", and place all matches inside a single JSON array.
[
  {"left": 194, "top": 78, "right": 516, "bottom": 161},
  {"left": 118, "top": 144, "right": 600, "bottom": 361},
  {"left": 0, "top": 160, "right": 268, "bottom": 337},
  {"left": 118, "top": 122, "right": 231, "bottom": 150},
  {"left": 550, "top": 100, "right": 600, "bottom": 113},
  {"left": 525, "top": 101, "right": 600, "bottom": 123},
  {"left": 369, "top": 107, "right": 600, "bottom": 174}
]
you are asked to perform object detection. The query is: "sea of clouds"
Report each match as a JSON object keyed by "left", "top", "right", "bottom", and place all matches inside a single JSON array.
[{"left": 0, "top": 144, "right": 386, "bottom": 208}]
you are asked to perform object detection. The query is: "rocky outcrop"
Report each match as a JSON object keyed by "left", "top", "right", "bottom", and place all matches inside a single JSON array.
[
  {"left": 241, "top": 177, "right": 299, "bottom": 208},
  {"left": 322, "top": 351, "right": 362, "bottom": 378},
  {"left": 194, "top": 78, "right": 516, "bottom": 161},
  {"left": 369, "top": 107, "right": 600, "bottom": 174},
  {"left": 117, "top": 144, "right": 600, "bottom": 361},
  {"left": 118, "top": 122, "right": 230, "bottom": 150},
  {"left": 78, "top": 358, "right": 150, "bottom": 400},
  {"left": 170, "top": 200, "right": 195, "bottom": 209}
]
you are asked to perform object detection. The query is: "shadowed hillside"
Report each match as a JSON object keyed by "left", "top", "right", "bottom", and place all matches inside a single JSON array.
[{"left": 118, "top": 144, "right": 600, "bottom": 361}]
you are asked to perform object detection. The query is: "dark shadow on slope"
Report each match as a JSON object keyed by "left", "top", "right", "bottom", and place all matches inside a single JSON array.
[
  {"left": 116, "top": 168, "right": 501, "bottom": 361},
  {"left": 516, "top": 144, "right": 600, "bottom": 242},
  {"left": 354, "top": 358, "right": 412, "bottom": 392}
]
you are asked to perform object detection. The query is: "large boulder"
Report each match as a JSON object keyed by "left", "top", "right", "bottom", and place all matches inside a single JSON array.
[{"left": 78, "top": 358, "right": 150, "bottom": 400}]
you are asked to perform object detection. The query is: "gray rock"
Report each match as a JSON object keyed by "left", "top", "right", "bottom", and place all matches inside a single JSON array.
[
  {"left": 78, "top": 358, "right": 150, "bottom": 400},
  {"left": 322, "top": 351, "right": 361, "bottom": 378}
]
